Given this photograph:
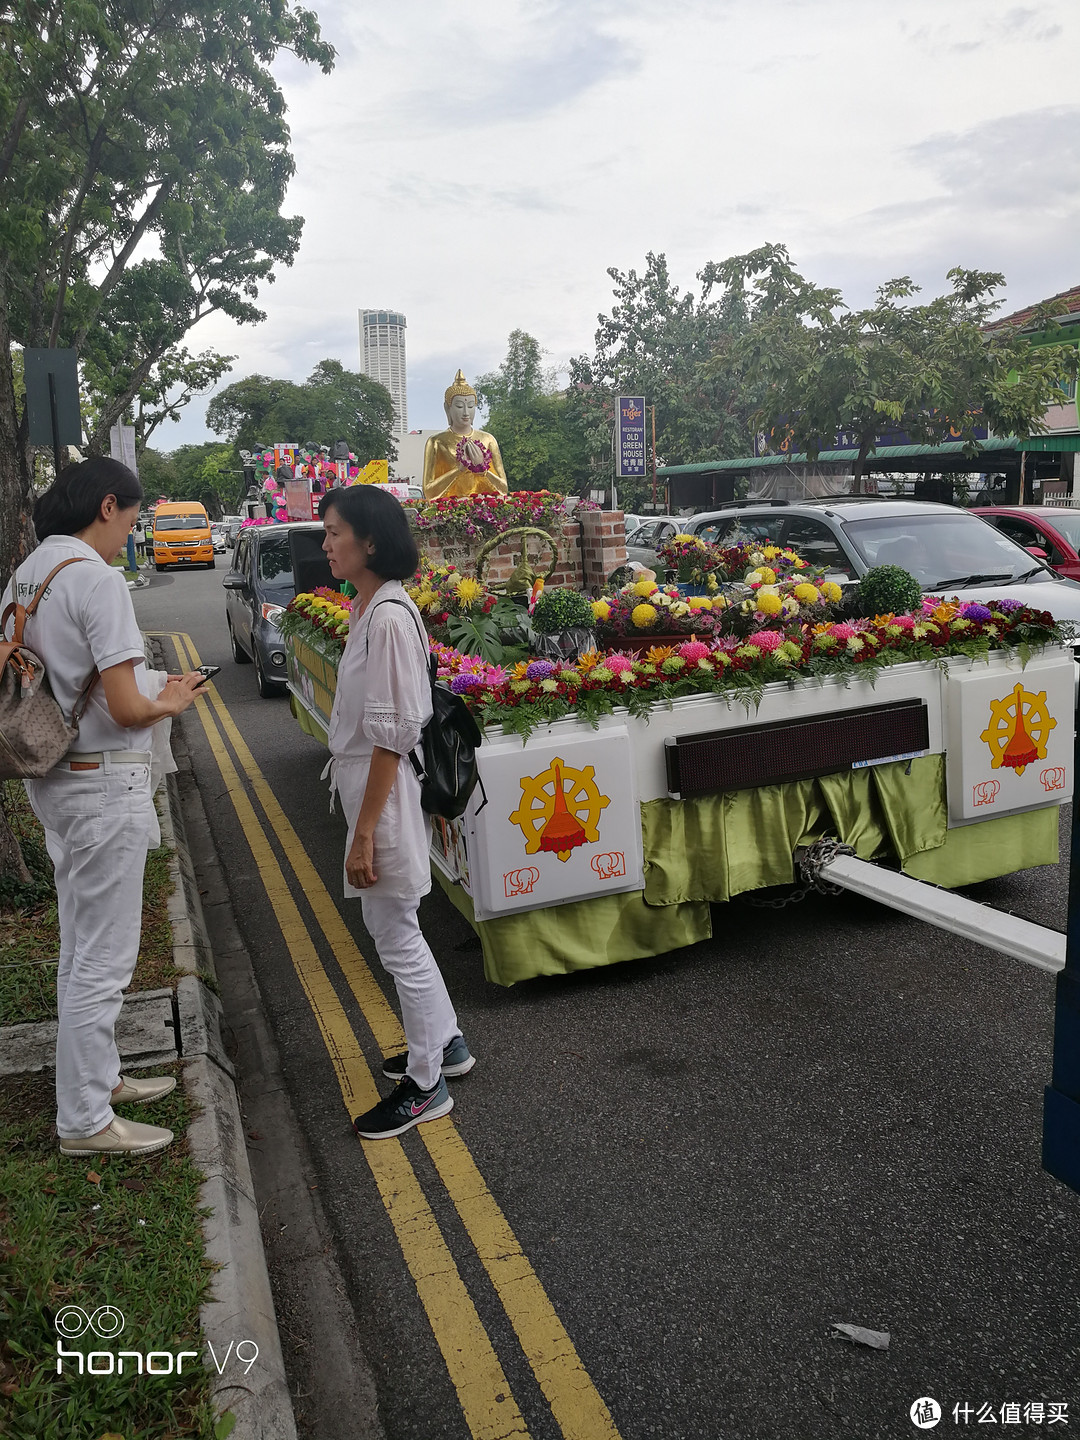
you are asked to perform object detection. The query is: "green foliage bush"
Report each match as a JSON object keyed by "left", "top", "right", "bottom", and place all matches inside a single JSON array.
[
  {"left": 531, "top": 588, "right": 595, "bottom": 635},
  {"left": 856, "top": 565, "right": 923, "bottom": 618}
]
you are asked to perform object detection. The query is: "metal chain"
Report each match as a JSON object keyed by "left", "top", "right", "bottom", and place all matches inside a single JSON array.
[{"left": 736, "top": 837, "right": 856, "bottom": 910}]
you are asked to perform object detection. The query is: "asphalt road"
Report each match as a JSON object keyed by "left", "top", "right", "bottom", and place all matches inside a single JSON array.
[{"left": 135, "top": 564, "right": 1080, "bottom": 1440}]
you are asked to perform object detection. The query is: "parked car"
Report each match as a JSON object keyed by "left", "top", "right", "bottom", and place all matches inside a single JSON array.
[
  {"left": 623, "top": 513, "right": 643, "bottom": 537},
  {"left": 151, "top": 501, "right": 215, "bottom": 571},
  {"left": 221, "top": 515, "right": 243, "bottom": 547},
  {"left": 222, "top": 522, "right": 335, "bottom": 697},
  {"left": 972, "top": 506, "right": 1080, "bottom": 582},
  {"left": 623, "top": 516, "right": 682, "bottom": 572},
  {"left": 673, "top": 499, "right": 1080, "bottom": 621},
  {"left": 209, "top": 523, "right": 228, "bottom": 554}
]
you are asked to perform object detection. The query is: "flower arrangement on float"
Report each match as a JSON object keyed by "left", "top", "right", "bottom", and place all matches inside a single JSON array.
[
  {"left": 407, "top": 561, "right": 499, "bottom": 633},
  {"left": 591, "top": 575, "right": 728, "bottom": 645},
  {"left": 654, "top": 533, "right": 726, "bottom": 590},
  {"left": 277, "top": 587, "right": 353, "bottom": 661},
  {"left": 446, "top": 596, "right": 1064, "bottom": 739},
  {"left": 402, "top": 490, "right": 590, "bottom": 547}
]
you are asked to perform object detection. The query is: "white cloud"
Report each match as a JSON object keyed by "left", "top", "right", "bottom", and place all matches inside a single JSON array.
[{"left": 165, "top": 0, "right": 1080, "bottom": 454}]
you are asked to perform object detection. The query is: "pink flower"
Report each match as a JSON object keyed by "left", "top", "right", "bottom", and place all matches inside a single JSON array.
[
  {"left": 829, "top": 623, "right": 857, "bottom": 641},
  {"left": 677, "top": 640, "right": 711, "bottom": 662},
  {"left": 746, "top": 629, "right": 784, "bottom": 651},
  {"left": 606, "top": 652, "right": 636, "bottom": 675},
  {"left": 892, "top": 614, "right": 916, "bottom": 630}
]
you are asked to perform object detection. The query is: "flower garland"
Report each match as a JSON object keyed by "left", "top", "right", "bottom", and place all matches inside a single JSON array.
[{"left": 455, "top": 436, "right": 493, "bottom": 475}]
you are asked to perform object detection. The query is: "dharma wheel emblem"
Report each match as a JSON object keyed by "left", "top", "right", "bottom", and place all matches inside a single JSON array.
[
  {"left": 979, "top": 682, "right": 1056, "bottom": 776},
  {"left": 509, "top": 757, "right": 609, "bottom": 862}
]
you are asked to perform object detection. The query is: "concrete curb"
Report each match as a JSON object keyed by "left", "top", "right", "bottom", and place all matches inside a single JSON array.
[{"left": 162, "top": 761, "right": 298, "bottom": 1439}]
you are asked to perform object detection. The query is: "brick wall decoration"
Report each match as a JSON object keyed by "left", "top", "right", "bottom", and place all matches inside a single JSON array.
[{"left": 415, "top": 511, "right": 627, "bottom": 595}]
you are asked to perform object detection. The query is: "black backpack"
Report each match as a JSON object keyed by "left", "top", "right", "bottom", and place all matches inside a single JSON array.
[{"left": 368, "top": 598, "right": 484, "bottom": 820}]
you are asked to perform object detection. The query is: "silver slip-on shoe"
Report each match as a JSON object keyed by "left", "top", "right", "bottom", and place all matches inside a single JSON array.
[
  {"left": 59, "top": 1116, "right": 174, "bottom": 1157},
  {"left": 111, "top": 1074, "right": 177, "bottom": 1106}
]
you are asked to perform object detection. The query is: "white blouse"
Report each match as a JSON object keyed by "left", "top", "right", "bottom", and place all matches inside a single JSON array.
[{"left": 327, "top": 581, "right": 434, "bottom": 899}]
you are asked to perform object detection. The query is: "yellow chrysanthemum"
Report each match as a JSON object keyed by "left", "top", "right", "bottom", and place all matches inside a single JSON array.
[
  {"left": 414, "top": 589, "right": 436, "bottom": 611},
  {"left": 756, "top": 566, "right": 777, "bottom": 584},
  {"left": 672, "top": 533, "right": 696, "bottom": 543},
  {"left": 592, "top": 599, "right": 612, "bottom": 621},
  {"left": 687, "top": 595, "right": 712, "bottom": 610},
  {"left": 762, "top": 546, "right": 781, "bottom": 559},
  {"left": 456, "top": 577, "right": 484, "bottom": 607},
  {"left": 633, "top": 578, "right": 658, "bottom": 597},
  {"left": 821, "top": 581, "right": 843, "bottom": 602},
  {"left": 632, "top": 603, "right": 658, "bottom": 628},
  {"left": 794, "top": 583, "right": 820, "bottom": 604},
  {"left": 757, "top": 592, "right": 783, "bottom": 616}
]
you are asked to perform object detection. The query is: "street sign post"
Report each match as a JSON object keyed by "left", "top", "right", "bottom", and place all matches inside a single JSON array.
[
  {"left": 1042, "top": 723, "right": 1080, "bottom": 1192},
  {"left": 23, "top": 348, "right": 81, "bottom": 477},
  {"left": 615, "top": 397, "right": 647, "bottom": 481}
]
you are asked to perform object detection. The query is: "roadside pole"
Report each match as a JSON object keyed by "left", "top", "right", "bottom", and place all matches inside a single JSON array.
[{"left": 1042, "top": 721, "right": 1080, "bottom": 1191}]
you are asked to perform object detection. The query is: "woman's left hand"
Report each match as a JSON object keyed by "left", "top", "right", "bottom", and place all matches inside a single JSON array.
[{"left": 346, "top": 829, "right": 377, "bottom": 888}]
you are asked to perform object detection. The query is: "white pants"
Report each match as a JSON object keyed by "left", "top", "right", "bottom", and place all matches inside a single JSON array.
[
  {"left": 25, "top": 760, "right": 156, "bottom": 1139},
  {"left": 359, "top": 891, "right": 460, "bottom": 1091}
]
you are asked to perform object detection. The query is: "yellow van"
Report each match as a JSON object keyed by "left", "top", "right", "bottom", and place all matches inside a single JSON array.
[{"left": 152, "top": 501, "right": 215, "bottom": 571}]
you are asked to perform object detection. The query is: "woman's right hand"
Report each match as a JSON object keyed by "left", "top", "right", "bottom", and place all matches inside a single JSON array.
[{"left": 161, "top": 672, "right": 209, "bottom": 715}]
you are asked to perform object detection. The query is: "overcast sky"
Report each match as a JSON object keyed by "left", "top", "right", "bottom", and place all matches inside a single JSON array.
[{"left": 164, "top": 0, "right": 1079, "bottom": 452}]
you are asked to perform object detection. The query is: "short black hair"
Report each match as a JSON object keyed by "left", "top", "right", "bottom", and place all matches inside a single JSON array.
[
  {"left": 33, "top": 457, "right": 143, "bottom": 541},
  {"left": 319, "top": 485, "right": 418, "bottom": 581}
]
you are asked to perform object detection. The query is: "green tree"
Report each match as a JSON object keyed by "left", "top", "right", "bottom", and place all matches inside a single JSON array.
[
  {"left": 83, "top": 346, "right": 236, "bottom": 452},
  {"left": 566, "top": 252, "right": 757, "bottom": 505},
  {"left": 708, "top": 244, "right": 1080, "bottom": 491},
  {"left": 475, "top": 330, "right": 590, "bottom": 493},
  {"left": 0, "top": 0, "right": 335, "bottom": 587},
  {"left": 169, "top": 443, "right": 237, "bottom": 518},
  {"left": 206, "top": 359, "right": 397, "bottom": 465},
  {"left": 135, "top": 446, "right": 178, "bottom": 500}
]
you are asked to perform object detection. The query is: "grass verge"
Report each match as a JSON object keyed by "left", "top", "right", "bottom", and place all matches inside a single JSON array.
[
  {"left": 0, "top": 781, "right": 180, "bottom": 1028},
  {"left": 0, "top": 1072, "right": 222, "bottom": 1440},
  {"left": 0, "top": 785, "right": 229, "bottom": 1439}
]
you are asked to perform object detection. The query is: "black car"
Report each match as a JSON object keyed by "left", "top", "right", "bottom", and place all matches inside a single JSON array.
[{"left": 223, "top": 522, "right": 334, "bottom": 697}]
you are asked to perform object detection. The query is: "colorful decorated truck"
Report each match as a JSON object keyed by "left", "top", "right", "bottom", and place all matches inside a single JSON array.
[{"left": 280, "top": 545, "right": 1075, "bottom": 985}]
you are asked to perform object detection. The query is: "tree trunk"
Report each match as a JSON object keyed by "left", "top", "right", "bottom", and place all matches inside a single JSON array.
[
  {"left": 0, "top": 273, "right": 39, "bottom": 885},
  {"left": 852, "top": 436, "right": 873, "bottom": 495},
  {"left": 0, "top": 789, "right": 31, "bottom": 886},
  {"left": 0, "top": 275, "right": 36, "bottom": 593}
]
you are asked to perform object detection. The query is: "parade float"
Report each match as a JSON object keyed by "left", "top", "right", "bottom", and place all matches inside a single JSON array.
[{"left": 278, "top": 372, "right": 1077, "bottom": 985}]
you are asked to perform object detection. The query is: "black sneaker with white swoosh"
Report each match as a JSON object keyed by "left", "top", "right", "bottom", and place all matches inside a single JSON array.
[{"left": 352, "top": 1074, "right": 454, "bottom": 1140}]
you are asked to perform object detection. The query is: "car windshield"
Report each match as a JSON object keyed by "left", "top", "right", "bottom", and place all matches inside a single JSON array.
[
  {"left": 843, "top": 512, "right": 1040, "bottom": 588},
  {"left": 257, "top": 535, "right": 295, "bottom": 596},
  {"left": 1041, "top": 510, "right": 1080, "bottom": 551},
  {"left": 155, "top": 514, "right": 208, "bottom": 531}
]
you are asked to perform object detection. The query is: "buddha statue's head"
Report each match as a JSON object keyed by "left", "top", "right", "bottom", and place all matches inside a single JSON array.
[{"left": 444, "top": 370, "right": 477, "bottom": 434}]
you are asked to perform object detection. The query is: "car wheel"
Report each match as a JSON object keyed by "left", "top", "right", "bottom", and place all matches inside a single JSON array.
[
  {"left": 155, "top": 563, "right": 165, "bottom": 573},
  {"left": 254, "top": 646, "right": 281, "bottom": 698},
  {"left": 206, "top": 558, "right": 216, "bottom": 570},
  {"left": 229, "top": 619, "right": 251, "bottom": 665}
]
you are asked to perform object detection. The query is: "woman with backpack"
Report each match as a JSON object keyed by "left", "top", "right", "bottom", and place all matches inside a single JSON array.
[
  {"left": 6, "top": 459, "right": 206, "bottom": 1156},
  {"left": 319, "top": 485, "right": 475, "bottom": 1140}
]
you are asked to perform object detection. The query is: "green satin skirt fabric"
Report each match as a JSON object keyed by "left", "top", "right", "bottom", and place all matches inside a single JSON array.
[{"left": 435, "top": 756, "right": 1058, "bottom": 985}]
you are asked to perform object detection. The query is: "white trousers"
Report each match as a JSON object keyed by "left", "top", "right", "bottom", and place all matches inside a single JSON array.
[
  {"left": 25, "top": 760, "right": 155, "bottom": 1139},
  {"left": 359, "top": 891, "right": 460, "bottom": 1091}
]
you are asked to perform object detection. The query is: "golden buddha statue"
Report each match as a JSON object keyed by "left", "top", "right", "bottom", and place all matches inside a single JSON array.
[{"left": 421, "top": 370, "right": 509, "bottom": 500}]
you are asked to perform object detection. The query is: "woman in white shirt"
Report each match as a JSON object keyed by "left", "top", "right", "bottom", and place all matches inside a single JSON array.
[
  {"left": 9, "top": 459, "right": 206, "bottom": 1156},
  {"left": 320, "top": 486, "right": 474, "bottom": 1140}
]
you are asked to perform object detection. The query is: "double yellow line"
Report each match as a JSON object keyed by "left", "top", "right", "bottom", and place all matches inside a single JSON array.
[{"left": 162, "top": 633, "right": 621, "bottom": 1440}]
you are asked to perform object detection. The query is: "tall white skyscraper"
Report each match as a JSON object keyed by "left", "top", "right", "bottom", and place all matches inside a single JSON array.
[{"left": 359, "top": 308, "right": 408, "bottom": 436}]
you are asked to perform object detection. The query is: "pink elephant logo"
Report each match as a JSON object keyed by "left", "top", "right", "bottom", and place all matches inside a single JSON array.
[
  {"left": 590, "top": 851, "right": 627, "bottom": 880},
  {"left": 1040, "top": 767, "right": 1067, "bottom": 792},
  {"left": 972, "top": 780, "right": 1001, "bottom": 808},
  {"left": 503, "top": 867, "right": 540, "bottom": 898}
]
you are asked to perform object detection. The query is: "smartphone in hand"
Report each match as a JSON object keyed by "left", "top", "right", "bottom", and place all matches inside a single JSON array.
[{"left": 194, "top": 665, "right": 221, "bottom": 686}]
